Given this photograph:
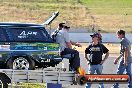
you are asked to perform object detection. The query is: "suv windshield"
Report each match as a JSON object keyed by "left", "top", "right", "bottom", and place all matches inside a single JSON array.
[{"left": 0, "top": 27, "right": 53, "bottom": 42}]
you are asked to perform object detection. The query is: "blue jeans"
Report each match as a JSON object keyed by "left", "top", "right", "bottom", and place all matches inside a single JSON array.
[
  {"left": 85, "top": 64, "right": 104, "bottom": 88},
  {"left": 112, "top": 60, "right": 132, "bottom": 88}
]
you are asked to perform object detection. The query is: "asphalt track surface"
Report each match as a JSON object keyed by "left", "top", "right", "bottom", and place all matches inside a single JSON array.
[{"left": 63, "top": 53, "right": 130, "bottom": 88}]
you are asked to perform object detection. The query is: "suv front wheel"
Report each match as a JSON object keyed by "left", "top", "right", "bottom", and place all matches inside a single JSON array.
[{"left": 7, "top": 56, "right": 35, "bottom": 70}]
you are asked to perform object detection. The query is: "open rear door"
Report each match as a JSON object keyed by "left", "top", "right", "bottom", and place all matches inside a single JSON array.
[{"left": 43, "top": 11, "right": 59, "bottom": 25}]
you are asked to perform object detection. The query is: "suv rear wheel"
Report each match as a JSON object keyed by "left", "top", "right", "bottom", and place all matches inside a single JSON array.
[{"left": 7, "top": 56, "right": 35, "bottom": 70}]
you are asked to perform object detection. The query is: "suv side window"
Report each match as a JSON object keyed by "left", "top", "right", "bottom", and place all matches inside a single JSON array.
[
  {"left": 0, "top": 27, "right": 7, "bottom": 42},
  {"left": 3, "top": 27, "right": 53, "bottom": 42}
]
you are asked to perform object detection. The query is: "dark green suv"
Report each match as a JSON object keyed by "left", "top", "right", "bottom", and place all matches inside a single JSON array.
[{"left": 0, "top": 22, "right": 61, "bottom": 70}]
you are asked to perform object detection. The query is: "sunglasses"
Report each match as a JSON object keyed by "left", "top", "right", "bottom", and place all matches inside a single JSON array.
[
  {"left": 92, "top": 36, "right": 98, "bottom": 38},
  {"left": 92, "top": 36, "right": 96, "bottom": 38}
]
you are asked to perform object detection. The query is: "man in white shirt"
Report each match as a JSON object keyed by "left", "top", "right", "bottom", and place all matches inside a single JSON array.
[
  {"left": 51, "top": 23, "right": 65, "bottom": 42},
  {"left": 56, "top": 25, "right": 82, "bottom": 73}
]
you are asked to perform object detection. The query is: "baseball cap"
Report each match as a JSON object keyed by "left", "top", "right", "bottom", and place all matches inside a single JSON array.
[
  {"left": 64, "top": 25, "right": 70, "bottom": 29},
  {"left": 90, "top": 32, "right": 100, "bottom": 38},
  {"left": 98, "top": 29, "right": 101, "bottom": 31},
  {"left": 59, "top": 23, "right": 65, "bottom": 27}
]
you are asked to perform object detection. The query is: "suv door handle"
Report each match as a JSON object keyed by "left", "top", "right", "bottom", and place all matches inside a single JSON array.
[{"left": 3, "top": 43, "right": 10, "bottom": 45}]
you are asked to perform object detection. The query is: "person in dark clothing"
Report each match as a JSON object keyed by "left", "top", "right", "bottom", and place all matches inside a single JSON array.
[{"left": 85, "top": 32, "right": 109, "bottom": 88}]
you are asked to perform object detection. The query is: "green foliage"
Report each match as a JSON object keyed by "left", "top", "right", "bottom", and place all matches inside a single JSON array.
[
  {"left": 80, "top": 0, "right": 132, "bottom": 15},
  {"left": 81, "top": 0, "right": 132, "bottom": 8}
]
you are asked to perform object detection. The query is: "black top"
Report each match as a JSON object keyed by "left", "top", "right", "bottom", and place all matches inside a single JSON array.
[{"left": 85, "top": 43, "right": 109, "bottom": 65}]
